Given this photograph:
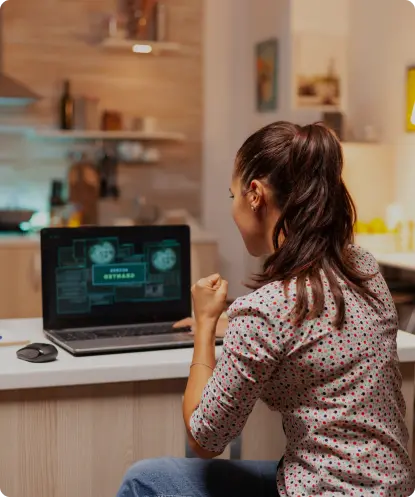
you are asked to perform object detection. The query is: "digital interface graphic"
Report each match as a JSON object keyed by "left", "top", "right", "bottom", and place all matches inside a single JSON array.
[{"left": 54, "top": 236, "right": 181, "bottom": 315}]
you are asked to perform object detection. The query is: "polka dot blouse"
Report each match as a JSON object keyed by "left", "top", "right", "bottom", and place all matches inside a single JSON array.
[{"left": 190, "top": 246, "right": 415, "bottom": 496}]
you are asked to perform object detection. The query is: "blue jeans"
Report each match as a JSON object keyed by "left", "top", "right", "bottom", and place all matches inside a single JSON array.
[{"left": 116, "top": 457, "right": 280, "bottom": 497}]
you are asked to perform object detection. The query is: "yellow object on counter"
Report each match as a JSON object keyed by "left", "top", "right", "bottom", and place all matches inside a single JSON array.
[
  {"left": 354, "top": 218, "right": 415, "bottom": 253},
  {"left": 367, "top": 218, "right": 388, "bottom": 234},
  {"left": 354, "top": 221, "right": 368, "bottom": 234},
  {"left": 354, "top": 218, "right": 388, "bottom": 235}
]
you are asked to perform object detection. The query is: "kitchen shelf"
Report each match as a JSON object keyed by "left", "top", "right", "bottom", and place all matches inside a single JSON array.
[
  {"left": 29, "top": 129, "right": 186, "bottom": 142},
  {"left": 0, "top": 125, "right": 40, "bottom": 135},
  {"left": 99, "top": 38, "right": 181, "bottom": 55}
]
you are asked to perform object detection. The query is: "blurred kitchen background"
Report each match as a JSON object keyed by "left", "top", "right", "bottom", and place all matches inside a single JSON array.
[{"left": 0, "top": 0, "right": 415, "bottom": 330}]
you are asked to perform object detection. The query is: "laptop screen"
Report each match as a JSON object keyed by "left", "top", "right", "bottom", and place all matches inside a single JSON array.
[{"left": 41, "top": 225, "right": 191, "bottom": 330}]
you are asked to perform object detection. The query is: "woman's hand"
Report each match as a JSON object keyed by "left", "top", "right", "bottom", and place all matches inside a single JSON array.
[
  {"left": 173, "top": 315, "right": 228, "bottom": 338},
  {"left": 173, "top": 317, "right": 195, "bottom": 330},
  {"left": 191, "top": 274, "right": 228, "bottom": 325}
]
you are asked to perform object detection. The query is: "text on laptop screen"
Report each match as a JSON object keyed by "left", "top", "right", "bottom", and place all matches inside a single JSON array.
[
  {"left": 56, "top": 237, "right": 181, "bottom": 314},
  {"left": 41, "top": 226, "right": 191, "bottom": 329}
]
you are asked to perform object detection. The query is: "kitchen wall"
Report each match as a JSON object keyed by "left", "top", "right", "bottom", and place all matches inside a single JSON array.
[
  {"left": 249, "top": 0, "right": 291, "bottom": 131},
  {"left": 348, "top": 0, "right": 415, "bottom": 216},
  {"left": 249, "top": 0, "right": 346, "bottom": 130},
  {"left": 291, "top": 0, "right": 349, "bottom": 121},
  {"left": 0, "top": 0, "right": 202, "bottom": 217},
  {"left": 203, "top": 0, "right": 399, "bottom": 297},
  {"left": 291, "top": 0, "right": 397, "bottom": 222},
  {"left": 242, "top": 0, "right": 293, "bottom": 291},
  {"left": 203, "top": 0, "right": 355, "bottom": 297},
  {"left": 203, "top": 0, "right": 298, "bottom": 298},
  {"left": 202, "top": 0, "right": 252, "bottom": 298}
]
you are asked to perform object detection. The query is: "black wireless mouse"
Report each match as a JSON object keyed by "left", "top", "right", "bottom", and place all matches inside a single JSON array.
[{"left": 16, "top": 342, "right": 58, "bottom": 363}]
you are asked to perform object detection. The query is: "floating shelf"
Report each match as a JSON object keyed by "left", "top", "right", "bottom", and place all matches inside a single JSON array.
[
  {"left": 99, "top": 38, "right": 181, "bottom": 55},
  {"left": 0, "top": 124, "right": 39, "bottom": 135},
  {"left": 29, "top": 129, "right": 186, "bottom": 142}
]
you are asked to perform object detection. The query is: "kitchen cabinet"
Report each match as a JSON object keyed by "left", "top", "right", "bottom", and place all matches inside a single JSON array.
[
  {"left": 0, "top": 378, "right": 285, "bottom": 497},
  {"left": 0, "top": 244, "right": 42, "bottom": 319}
]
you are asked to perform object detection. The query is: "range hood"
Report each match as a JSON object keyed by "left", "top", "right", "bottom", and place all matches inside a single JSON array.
[{"left": 0, "top": 10, "right": 39, "bottom": 106}]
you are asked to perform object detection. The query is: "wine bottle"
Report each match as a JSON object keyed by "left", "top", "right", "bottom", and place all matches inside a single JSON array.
[
  {"left": 49, "top": 179, "right": 66, "bottom": 226},
  {"left": 60, "top": 80, "right": 74, "bottom": 130}
]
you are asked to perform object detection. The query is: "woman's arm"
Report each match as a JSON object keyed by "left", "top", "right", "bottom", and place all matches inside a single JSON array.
[
  {"left": 183, "top": 295, "right": 283, "bottom": 457},
  {"left": 183, "top": 319, "right": 221, "bottom": 458}
]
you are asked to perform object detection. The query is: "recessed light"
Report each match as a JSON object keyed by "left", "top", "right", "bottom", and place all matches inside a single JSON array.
[{"left": 132, "top": 44, "right": 153, "bottom": 54}]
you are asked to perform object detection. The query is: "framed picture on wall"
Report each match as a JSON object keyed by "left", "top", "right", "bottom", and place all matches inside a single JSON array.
[
  {"left": 256, "top": 38, "right": 278, "bottom": 112},
  {"left": 406, "top": 66, "right": 415, "bottom": 132}
]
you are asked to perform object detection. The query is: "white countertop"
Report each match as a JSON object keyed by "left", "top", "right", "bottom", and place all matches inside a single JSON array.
[
  {"left": 373, "top": 252, "right": 415, "bottom": 272},
  {"left": 0, "top": 319, "right": 222, "bottom": 391},
  {"left": 0, "top": 318, "right": 415, "bottom": 391}
]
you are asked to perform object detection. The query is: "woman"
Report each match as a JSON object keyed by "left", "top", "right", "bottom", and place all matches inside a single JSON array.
[{"left": 116, "top": 122, "right": 415, "bottom": 496}]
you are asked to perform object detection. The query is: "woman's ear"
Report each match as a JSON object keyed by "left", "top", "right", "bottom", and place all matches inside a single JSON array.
[{"left": 248, "top": 180, "right": 266, "bottom": 211}]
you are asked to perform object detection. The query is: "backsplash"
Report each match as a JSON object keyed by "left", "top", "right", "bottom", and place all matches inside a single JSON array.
[
  {"left": 0, "top": 0, "right": 202, "bottom": 217},
  {"left": 0, "top": 134, "right": 65, "bottom": 211}
]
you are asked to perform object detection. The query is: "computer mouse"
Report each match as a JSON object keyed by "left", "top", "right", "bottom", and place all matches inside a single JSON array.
[{"left": 16, "top": 342, "right": 58, "bottom": 363}]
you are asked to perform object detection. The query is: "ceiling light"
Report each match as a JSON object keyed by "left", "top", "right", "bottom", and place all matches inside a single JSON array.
[{"left": 132, "top": 44, "right": 153, "bottom": 54}]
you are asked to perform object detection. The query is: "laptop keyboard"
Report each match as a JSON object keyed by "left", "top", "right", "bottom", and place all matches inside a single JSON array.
[{"left": 58, "top": 324, "right": 192, "bottom": 342}]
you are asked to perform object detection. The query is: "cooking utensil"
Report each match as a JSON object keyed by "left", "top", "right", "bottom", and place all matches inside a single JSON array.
[
  {"left": 0, "top": 209, "right": 34, "bottom": 225},
  {"left": 0, "top": 209, "right": 35, "bottom": 231}
]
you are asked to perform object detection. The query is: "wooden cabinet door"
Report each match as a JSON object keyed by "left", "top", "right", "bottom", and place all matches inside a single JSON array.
[
  {"left": 0, "top": 246, "right": 42, "bottom": 319},
  {"left": 16, "top": 247, "right": 42, "bottom": 318}
]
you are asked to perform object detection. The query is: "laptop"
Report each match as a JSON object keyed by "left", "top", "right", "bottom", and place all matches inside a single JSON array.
[{"left": 41, "top": 225, "right": 223, "bottom": 356}]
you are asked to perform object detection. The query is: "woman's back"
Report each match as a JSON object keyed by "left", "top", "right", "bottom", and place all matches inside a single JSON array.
[
  {"left": 118, "top": 122, "right": 415, "bottom": 497},
  {"left": 242, "top": 245, "right": 414, "bottom": 495}
]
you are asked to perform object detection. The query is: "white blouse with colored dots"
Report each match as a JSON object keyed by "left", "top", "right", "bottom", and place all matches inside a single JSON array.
[{"left": 190, "top": 246, "right": 415, "bottom": 496}]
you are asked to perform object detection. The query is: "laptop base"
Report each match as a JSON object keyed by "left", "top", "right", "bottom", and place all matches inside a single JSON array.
[{"left": 45, "top": 330, "right": 223, "bottom": 356}]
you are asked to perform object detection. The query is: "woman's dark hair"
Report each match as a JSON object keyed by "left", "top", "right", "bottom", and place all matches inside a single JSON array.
[{"left": 236, "top": 121, "right": 378, "bottom": 329}]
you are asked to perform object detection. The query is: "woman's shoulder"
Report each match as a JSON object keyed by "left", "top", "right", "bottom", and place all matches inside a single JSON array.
[
  {"left": 227, "top": 244, "right": 380, "bottom": 319},
  {"left": 347, "top": 244, "right": 380, "bottom": 274}
]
